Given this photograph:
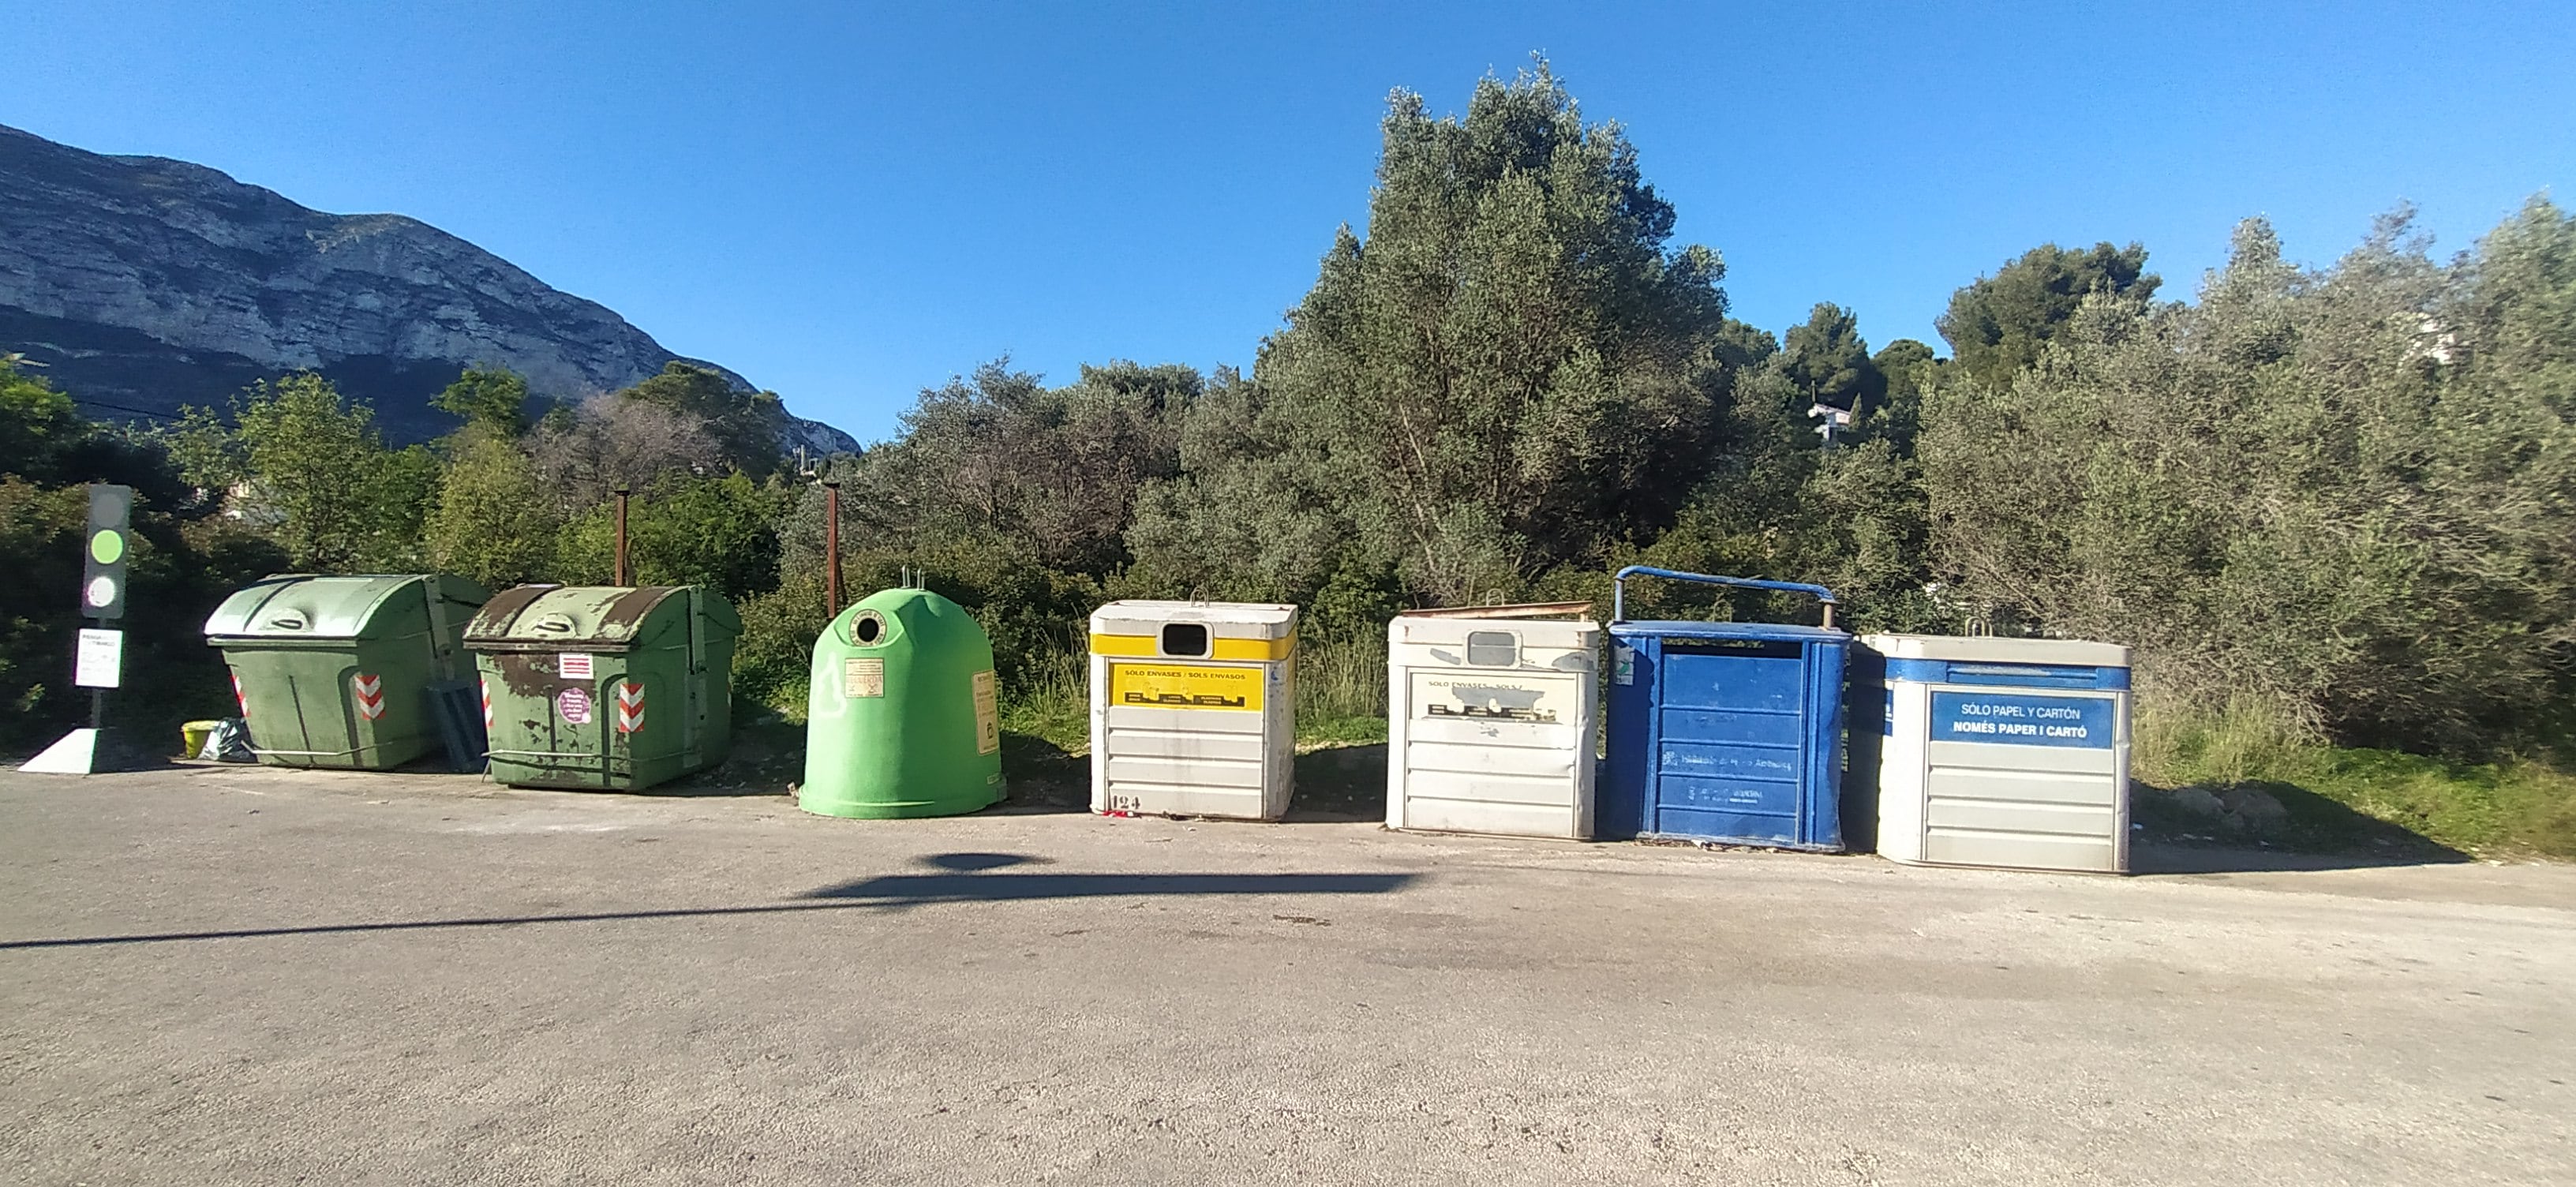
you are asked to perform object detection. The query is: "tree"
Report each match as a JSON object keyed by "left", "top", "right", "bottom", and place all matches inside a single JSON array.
[
  {"left": 1920, "top": 208, "right": 2576, "bottom": 750},
  {"left": 1127, "top": 370, "right": 1361, "bottom": 611},
  {"left": 1235, "top": 58, "right": 1743, "bottom": 604},
  {"left": 555, "top": 471, "right": 784, "bottom": 601},
  {"left": 1, "top": 358, "right": 87, "bottom": 481},
  {"left": 1937, "top": 242, "right": 2159, "bottom": 388},
  {"left": 2, "top": 380, "right": 289, "bottom": 751},
  {"left": 842, "top": 360, "right": 1191, "bottom": 577},
  {"left": 432, "top": 366, "right": 533, "bottom": 437},
  {"left": 1866, "top": 339, "right": 1939, "bottom": 453},
  {"left": 526, "top": 393, "right": 725, "bottom": 512},
  {"left": 426, "top": 427, "right": 561, "bottom": 588},
  {"left": 1780, "top": 302, "right": 1881, "bottom": 414},
  {"left": 618, "top": 361, "right": 788, "bottom": 477},
  {"left": 180, "top": 373, "right": 438, "bottom": 571}
]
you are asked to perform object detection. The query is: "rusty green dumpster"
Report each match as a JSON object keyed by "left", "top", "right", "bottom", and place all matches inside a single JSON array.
[{"left": 465, "top": 585, "right": 740, "bottom": 791}]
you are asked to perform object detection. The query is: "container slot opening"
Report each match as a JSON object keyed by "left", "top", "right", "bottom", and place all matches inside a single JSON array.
[
  {"left": 1465, "top": 631, "right": 1519, "bottom": 667},
  {"left": 1160, "top": 623, "right": 1209, "bottom": 657},
  {"left": 1661, "top": 638, "right": 1803, "bottom": 660},
  {"left": 853, "top": 612, "right": 885, "bottom": 645}
]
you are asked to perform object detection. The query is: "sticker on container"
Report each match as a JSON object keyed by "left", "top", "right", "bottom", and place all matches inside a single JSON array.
[
  {"left": 558, "top": 653, "right": 594, "bottom": 680},
  {"left": 615, "top": 681, "right": 645, "bottom": 733},
  {"left": 1930, "top": 691, "right": 2113, "bottom": 748},
  {"left": 844, "top": 657, "right": 885, "bottom": 698},
  {"left": 556, "top": 686, "right": 593, "bottom": 725},
  {"left": 1612, "top": 645, "right": 1635, "bottom": 686},
  {"left": 1415, "top": 672, "right": 1578, "bottom": 724},
  {"left": 352, "top": 672, "right": 385, "bottom": 720},
  {"left": 972, "top": 669, "right": 1000, "bottom": 755},
  {"left": 1109, "top": 662, "right": 1261, "bottom": 711}
]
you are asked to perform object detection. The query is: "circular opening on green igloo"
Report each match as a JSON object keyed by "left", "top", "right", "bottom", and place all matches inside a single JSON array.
[{"left": 853, "top": 611, "right": 886, "bottom": 645}]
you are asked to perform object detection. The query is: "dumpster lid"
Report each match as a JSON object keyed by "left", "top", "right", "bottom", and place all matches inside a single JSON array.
[
  {"left": 466, "top": 585, "right": 738, "bottom": 650},
  {"left": 204, "top": 574, "right": 488, "bottom": 641},
  {"left": 1393, "top": 612, "right": 1598, "bottom": 649},
  {"left": 1861, "top": 633, "right": 2129, "bottom": 668},
  {"left": 1090, "top": 600, "right": 1297, "bottom": 639},
  {"left": 1397, "top": 601, "right": 1593, "bottom": 620},
  {"left": 1609, "top": 620, "right": 1849, "bottom": 643}
]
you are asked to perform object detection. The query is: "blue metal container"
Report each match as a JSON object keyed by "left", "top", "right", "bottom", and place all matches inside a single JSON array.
[{"left": 1601, "top": 567, "right": 1852, "bottom": 850}]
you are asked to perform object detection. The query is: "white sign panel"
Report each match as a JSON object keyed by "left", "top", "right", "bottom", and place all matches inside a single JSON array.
[
  {"left": 75, "top": 627, "right": 123, "bottom": 689},
  {"left": 558, "top": 652, "right": 595, "bottom": 680}
]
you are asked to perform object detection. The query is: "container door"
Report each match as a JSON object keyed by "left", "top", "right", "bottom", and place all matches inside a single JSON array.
[
  {"left": 1651, "top": 638, "right": 1810, "bottom": 845},
  {"left": 481, "top": 650, "right": 617, "bottom": 788},
  {"left": 1397, "top": 627, "right": 1590, "bottom": 837},
  {"left": 229, "top": 654, "right": 318, "bottom": 765}
]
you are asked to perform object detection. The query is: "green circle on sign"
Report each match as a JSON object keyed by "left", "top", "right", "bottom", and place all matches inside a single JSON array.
[{"left": 90, "top": 529, "right": 125, "bottom": 565}]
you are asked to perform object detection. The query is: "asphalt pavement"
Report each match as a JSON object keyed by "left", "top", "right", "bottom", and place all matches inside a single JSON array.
[{"left": 2, "top": 764, "right": 2570, "bottom": 1185}]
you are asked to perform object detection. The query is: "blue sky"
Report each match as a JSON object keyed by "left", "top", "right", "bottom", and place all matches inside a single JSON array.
[{"left": 7, "top": 2, "right": 2569, "bottom": 440}]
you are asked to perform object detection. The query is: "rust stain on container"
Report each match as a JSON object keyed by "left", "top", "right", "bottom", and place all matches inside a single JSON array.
[
  {"left": 467, "top": 587, "right": 681, "bottom": 695},
  {"left": 491, "top": 651, "right": 555, "bottom": 697}
]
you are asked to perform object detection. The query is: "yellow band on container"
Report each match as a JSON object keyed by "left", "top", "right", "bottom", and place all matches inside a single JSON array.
[
  {"left": 1088, "top": 633, "right": 1294, "bottom": 661},
  {"left": 1107, "top": 661, "right": 1264, "bottom": 711}
]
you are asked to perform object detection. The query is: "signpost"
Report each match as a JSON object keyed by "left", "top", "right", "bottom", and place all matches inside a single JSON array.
[{"left": 24, "top": 485, "right": 137, "bottom": 774}]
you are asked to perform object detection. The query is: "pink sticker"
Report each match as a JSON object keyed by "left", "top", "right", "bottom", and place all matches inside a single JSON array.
[{"left": 556, "top": 686, "right": 593, "bottom": 725}]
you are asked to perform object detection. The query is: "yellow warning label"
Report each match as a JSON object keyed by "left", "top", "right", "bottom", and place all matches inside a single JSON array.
[
  {"left": 1109, "top": 662, "right": 1263, "bottom": 711},
  {"left": 972, "top": 669, "right": 1000, "bottom": 755}
]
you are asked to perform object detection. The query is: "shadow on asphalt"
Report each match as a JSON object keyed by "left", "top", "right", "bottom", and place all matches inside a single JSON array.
[{"left": 0, "top": 852, "right": 1417, "bottom": 951}]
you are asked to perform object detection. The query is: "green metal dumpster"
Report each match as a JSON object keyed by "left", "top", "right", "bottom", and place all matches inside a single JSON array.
[
  {"left": 466, "top": 586, "right": 740, "bottom": 791},
  {"left": 800, "top": 587, "right": 1005, "bottom": 819},
  {"left": 204, "top": 574, "right": 490, "bottom": 770}
]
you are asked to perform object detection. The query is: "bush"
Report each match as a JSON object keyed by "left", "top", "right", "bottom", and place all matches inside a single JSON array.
[
  {"left": 732, "top": 569, "right": 828, "bottom": 718},
  {"left": 2137, "top": 698, "right": 2576, "bottom": 858}
]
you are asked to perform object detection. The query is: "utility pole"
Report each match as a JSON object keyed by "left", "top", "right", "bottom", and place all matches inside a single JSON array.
[
  {"left": 612, "top": 487, "right": 632, "bottom": 586},
  {"left": 822, "top": 479, "right": 844, "bottom": 618}
]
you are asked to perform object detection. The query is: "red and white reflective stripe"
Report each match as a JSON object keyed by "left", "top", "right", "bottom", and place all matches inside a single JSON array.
[
  {"left": 615, "top": 680, "right": 645, "bottom": 734},
  {"left": 479, "top": 678, "right": 494, "bottom": 729},
  {"left": 352, "top": 672, "right": 385, "bottom": 720},
  {"left": 231, "top": 671, "right": 250, "bottom": 717}
]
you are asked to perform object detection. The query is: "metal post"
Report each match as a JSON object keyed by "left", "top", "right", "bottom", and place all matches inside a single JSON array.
[
  {"left": 612, "top": 487, "right": 631, "bottom": 586},
  {"left": 822, "top": 481, "right": 843, "bottom": 618}
]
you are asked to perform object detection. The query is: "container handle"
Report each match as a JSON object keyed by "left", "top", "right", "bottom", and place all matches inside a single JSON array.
[
  {"left": 1611, "top": 566, "right": 1838, "bottom": 630},
  {"left": 265, "top": 614, "right": 307, "bottom": 631}
]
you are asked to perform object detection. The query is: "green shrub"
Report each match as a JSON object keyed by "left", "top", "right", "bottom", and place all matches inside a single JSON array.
[
  {"left": 2137, "top": 698, "right": 2576, "bottom": 857},
  {"left": 731, "top": 569, "right": 827, "bottom": 718}
]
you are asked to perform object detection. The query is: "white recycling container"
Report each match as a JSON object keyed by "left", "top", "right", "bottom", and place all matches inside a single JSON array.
[
  {"left": 1863, "top": 634, "right": 2132, "bottom": 873},
  {"left": 1088, "top": 601, "right": 1298, "bottom": 819},
  {"left": 1386, "top": 605, "right": 1600, "bottom": 839}
]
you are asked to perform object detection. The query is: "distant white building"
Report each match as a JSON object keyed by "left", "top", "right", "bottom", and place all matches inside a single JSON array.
[{"left": 1807, "top": 402, "right": 1853, "bottom": 445}]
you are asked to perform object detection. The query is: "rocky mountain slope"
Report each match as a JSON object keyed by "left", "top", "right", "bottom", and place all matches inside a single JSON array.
[{"left": 0, "top": 123, "right": 856, "bottom": 453}]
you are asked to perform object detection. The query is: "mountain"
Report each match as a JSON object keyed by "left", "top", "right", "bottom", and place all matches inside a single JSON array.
[{"left": 0, "top": 123, "right": 857, "bottom": 454}]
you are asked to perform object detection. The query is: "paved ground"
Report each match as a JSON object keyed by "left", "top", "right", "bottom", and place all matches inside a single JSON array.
[{"left": 2, "top": 765, "right": 2571, "bottom": 1186}]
